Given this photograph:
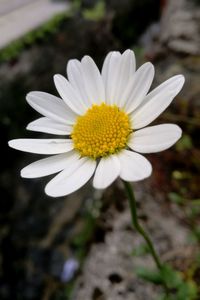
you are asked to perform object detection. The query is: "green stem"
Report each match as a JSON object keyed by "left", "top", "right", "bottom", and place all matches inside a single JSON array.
[{"left": 123, "top": 180, "right": 163, "bottom": 270}]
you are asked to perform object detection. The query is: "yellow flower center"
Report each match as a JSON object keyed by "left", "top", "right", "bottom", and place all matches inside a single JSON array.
[{"left": 71, "top": 103, "right": 131, "bottom": 159}]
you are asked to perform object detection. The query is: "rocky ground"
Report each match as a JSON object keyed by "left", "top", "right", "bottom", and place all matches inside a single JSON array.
[{"left": 72, "top": 182, "right": 192, "bottom": 300}]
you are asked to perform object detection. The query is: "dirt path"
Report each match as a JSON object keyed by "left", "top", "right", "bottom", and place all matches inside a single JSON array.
[{"left": 0, "top": 0, "right": 69, "bottom": 49}]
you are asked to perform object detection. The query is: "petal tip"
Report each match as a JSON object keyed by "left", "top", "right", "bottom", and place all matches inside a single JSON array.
[
  {"left": 54, "top": 74, "right": 66, "bottom": 84},
  {"left": 53, "top": 74, "right": 60, "bottom": 82},
  {"left": 175, "top": 125, "right": 182, "bottom": 139},
  {"left": 45, "top": 185, "right": 61, "bottom": 198},
  {"left": 26, "top": 91, "right": 32, "bottom": 98},
  {"left": 144, "top": 61, "right": 154, "bottom": 68},
  {"left": 147, "top": 62, "right": 155, "bottom": 72},
  {"left": 26, "top": 92, "right": 34, "bottom": 102},
  {"left": 171, "top": 74, "right": 185, "bottom": 93},
  {"left": 8, "top": 140, "right": 12, "bottom": 148},
  {"left": 81, "top": 55, "right": 93, "bottom": 64},
  {"left": 8, "top": 139, "right": 17, "bottom": 149},
  {"left": 45, "top": 184, "right": 54, "bottom": 197},
  {"left": 20, "top": 168, "right": 28, "bottom": 178},
  {"left": 178, "top": 74, "right": 185, "bottom": 86},
  {"left": 140, "top": 61, "right": 155, "bottom": 76},
  {"left": 123, "top": 49, "right": 132, "bottom": 54},
  {"left": 26, "top": 127, "right": 32, "bottom": 132},
  {"left": 92, "top": 181, "right": 105, "bottom": 190}
]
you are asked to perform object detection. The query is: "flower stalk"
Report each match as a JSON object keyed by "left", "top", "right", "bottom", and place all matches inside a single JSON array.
[{"left": 123, "top": 180, "right": 163, "bottom": 270}]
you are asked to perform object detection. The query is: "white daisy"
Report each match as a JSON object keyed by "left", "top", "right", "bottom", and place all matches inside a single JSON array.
[{"left": 8, "top": 50, "right": 184, "bottom": 197}]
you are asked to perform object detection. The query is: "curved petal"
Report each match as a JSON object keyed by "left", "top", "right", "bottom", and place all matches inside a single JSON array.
[
  {"left": 128, "top": 124, "right": 182, "bottom": 153},
  {"left": 54, "top": 74, "right": 87, "bottom": 115},
  {"left": 81, "top": 55, "right": 105, "bottom": 105},
  {"left": 45, "top": 157, "right": 96, "bottom": 197},
  {"left": 121, "top": 62, "right": 155, "bottom": 113},
  {"left": 101, "top": 51, "right": 113, "bottom": 84},
  {"left": 118, "top": 149, "right": 152, "bottom": 181},
  {"left": 122, "top": 49, "right": 136, "bottom": 74},
  {"left": 27, "top": 117, "right": 72, "bottom": 135},
  {"left": 67, "top": 59, "right": 91, "bottom": 108},
  {"left": 21, "top": 151, "right": 79, "bottom": 178},
  {"left": 8, "top": 139, "right": 73, "bottom": 154},
  {"left": 130, "top": 75, "right": 185, "bottom": 129},
  {"left": 26, "top": 92, "right": 76, "bottom": 125},
  {"left": 101, "top": 50, "right": 136, "bottom": 106},
  {"left": 114, "top": 50, "right": 136, "bottom": 105},
  {"left": 93, "top": 155, "right": 120, "bottom": 189},
  {"left": 102, "top": 51, "right": 121, "bottom": 104}
]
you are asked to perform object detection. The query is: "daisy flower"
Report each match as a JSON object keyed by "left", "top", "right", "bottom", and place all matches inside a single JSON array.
[{"left": 8, "top": 50, "right": 184, "bottom": 197}]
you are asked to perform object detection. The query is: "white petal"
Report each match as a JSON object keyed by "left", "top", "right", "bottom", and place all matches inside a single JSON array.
[
  {"left": 102, "top": 51, "right": 121, "bottom": 104},
  {"left": 67, "top": 59, "right": 91, "bottom": 108},
  {"left": 130, "top": 75, "right": 185, "bottom": 129},
  {"left": 27, "top": 117, "right": 72, "bottom": 135},
  {"left": 118, "top": 150, "right": 152, "bottom": 181},
  {"left": 8, "top": 139, "right": 73, "bottom": 154},
  {"left": 21, "top": 151, "right": 79, "bottom": 178},
  {"left": 122, "top": 49, "right": 136, "bottom": 74},
  {"left": 45, "top": 157, "right": 96, "bottom": 197},
  {"left": 121, "top": 62, "right": 154, "bottom": 113},
  {"left": 93, "top": 155, "right": 120, "bottom": 189},
  {"left": 26, "top": 92, "right": 76, "bottom": 125},
  {"left": 113, "top": 49, "right": 136, "bottom": 105},
  {"left": 54, "top": 74, "right": 86, "bottom": 115},
  {"left": 81, "top": 56, "right": 105, "bottom": 105},
  {"left": 128, "top": 124, "right": 182, "bottom": 153},
  {"left": 101, "top": 51, "right": 113, "bottom": 84}
]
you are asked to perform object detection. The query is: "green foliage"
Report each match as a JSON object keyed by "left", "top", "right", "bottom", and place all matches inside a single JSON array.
[
  {"left": 136, "top": 266, "right": 164, "bottom": 284},
  {"left": 189, "top": 226, "right": 200, "bottom": 243},
  {"left": 159, "top": 280, "right": 197, "bottom": 300},
  {"left": 188, "top": 201, "right": 200, "bottom": 218},
  {"left": 167, "top": 191, "right": 200, "bottom": 245},
  {"left": 176, "top": 134, "right": 193, "bottom": 152},
  {"left": 160, "top": 265, "right": 183, "bottom": 289},
  {"left": 135, "top": 265, "right": 198, "bottom": 300},
  {"left": 131, "top": 243, "right": 150, "bottom": 256},
  {"left": 176, "top": 281, "right": 198, "bottom": 300},
  {"left": 65, "top": 282, "right": 76, "bottom": 299},
  {"left": 135, "top": 265, "right": 182, "bottom": 287},
  {"left": 191, "top": 199, "right": 200, "bottom": 206},
  {"left": 168, "top": 192, "right": 185, "bottom": 205},
  {"left": 172, "top": 170, "right": 191, "bottom": 180},
  {"left": 72, "top": 213, "right": 96, "bottom": 260},
  {"left": 83, "top": 0, "right": 105, "bottom": 21}
]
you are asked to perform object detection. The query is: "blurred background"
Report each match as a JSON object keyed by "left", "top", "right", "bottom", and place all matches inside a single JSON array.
[{"left": 0, "top": 0, "right": 200, "bottom": 299}]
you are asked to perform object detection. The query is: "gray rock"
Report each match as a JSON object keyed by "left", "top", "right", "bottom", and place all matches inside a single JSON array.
[
  {"left": 72, "top": 183, "right": 190, "bottom": 300},
  {"left": 141, "top": 0, "right": 200, "bottom": 56}
]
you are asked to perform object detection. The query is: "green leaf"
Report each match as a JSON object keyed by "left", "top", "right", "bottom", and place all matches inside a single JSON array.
[
  {"left": 172, "top": 171, "right": 191, "bottom": 180},
  {"left": 176, "top": 134, "right": 193, "bottom": 151},
  {"left": 191, "top": 199, "right": 200, "bottom": 206},
  {"left": 135, "top": 266, "right": 163, "bottom": 284},
  {"left": 83, "top": 0, "right": 105, "bottom": 21},
  {"left": 136, "top": 265, "right": 183, "bottom": 288},
  {"left": 176, "top": 281, "right": 198, "bottom": 300},
  {"left": 168, "top": 192, "right": 185, "bottom": 205},
  {"left": 160, "top": 265, "right": 182, "bottom": 289},
  {"left": 131, "top": 243, "right": 150, "bottom": 256}
]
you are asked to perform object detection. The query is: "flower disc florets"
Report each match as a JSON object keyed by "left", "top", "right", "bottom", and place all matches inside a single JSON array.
[{"left": 71, "top": 103, "right": 131, "bottom": 159}]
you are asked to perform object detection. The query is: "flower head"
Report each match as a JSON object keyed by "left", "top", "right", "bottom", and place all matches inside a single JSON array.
[{"left": 8, "top": 50, "right": 184, "bottom": 197}]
